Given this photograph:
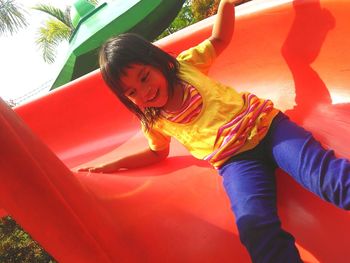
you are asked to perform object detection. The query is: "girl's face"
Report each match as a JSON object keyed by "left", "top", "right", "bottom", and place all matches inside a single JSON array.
[{"left": 120, "top": 64, "right": 169, "bottom": 109}]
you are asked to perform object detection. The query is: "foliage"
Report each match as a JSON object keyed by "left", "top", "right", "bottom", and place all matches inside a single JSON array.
[
  {"left": 191, "top": 0, "right": 220, "bottom": 21},
  {"left": 157, "top": 0, "right": 251, "bottom": 40},
  {"left": 157, "top": 0, "right": 196, "bottom": 40},
  {"left": 33, "top": 4, "right": 73, "bottom": 28},
  {"left": 87, "top": 0, "right": 100, "bottom": 6},
  {"left": 33, "top": 1, "right": 100, "bottom": 64},
  {"left": 191, "top": 0, "right": 252, "bottom": 21},
  {"left": 0, "top": 0, "right": 28, "bottom": 35},
  {"left": 0, "top": 216, "right": 56, "bottom": 262},
  {"left": 32, "top": 4, "right": 73, "bottom": 64}
]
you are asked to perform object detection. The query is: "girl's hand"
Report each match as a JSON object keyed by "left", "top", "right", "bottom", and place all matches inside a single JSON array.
[
  {"left": 77, "top": 147, "right": 169, "bottom": 173},
  {"left": 78, "top": 163, "right": 118, "bottom": 173}
]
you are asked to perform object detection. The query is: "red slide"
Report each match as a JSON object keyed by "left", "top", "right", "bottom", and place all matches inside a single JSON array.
[{"left": 1, "top": 0, "right": 350, "bottom": 262}]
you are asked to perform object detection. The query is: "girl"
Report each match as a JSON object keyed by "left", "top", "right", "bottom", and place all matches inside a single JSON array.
[{"left": 79, "top": 0, "right": 350, "bottom": 262}]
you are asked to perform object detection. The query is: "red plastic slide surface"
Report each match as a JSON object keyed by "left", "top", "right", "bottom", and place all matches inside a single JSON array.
[{"left": 1, "top": 0, "right": 350, "bottom": 262}]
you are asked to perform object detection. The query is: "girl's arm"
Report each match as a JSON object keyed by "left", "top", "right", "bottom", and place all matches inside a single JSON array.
[
  {"left": 209, "top": 0, "right": 243, "bottom": 55},
  {"left": 78, "top": 147, "right": 169, "bottom": 173}
]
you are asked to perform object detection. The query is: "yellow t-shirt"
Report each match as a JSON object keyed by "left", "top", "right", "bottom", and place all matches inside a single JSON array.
[{"left": 142, "top": 39, "right": 279, "bottom": 168}]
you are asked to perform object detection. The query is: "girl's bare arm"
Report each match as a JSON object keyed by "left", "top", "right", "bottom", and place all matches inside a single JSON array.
[
  {"left": 78, "top": 147, "right": 169, "bottom": 173},
  {"left": 209, "top": 0, "right": 243, "bottom": 55}
]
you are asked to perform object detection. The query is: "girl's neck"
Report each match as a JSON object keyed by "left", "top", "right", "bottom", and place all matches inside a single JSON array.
[{"left": 163, "top": 82, "right": 184, "bottom": 112}]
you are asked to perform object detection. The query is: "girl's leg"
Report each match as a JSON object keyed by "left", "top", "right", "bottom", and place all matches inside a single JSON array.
[
  {"left": 219, "top": 158, "right": 302, "bottom": 263},
  {"left": 269, "top": 114, "right": 350, "bottom": 209}
]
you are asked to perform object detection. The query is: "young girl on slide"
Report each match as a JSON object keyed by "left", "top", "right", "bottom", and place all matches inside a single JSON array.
[{"left": 79, "top": 0, "right": 350, "bottom": 262}]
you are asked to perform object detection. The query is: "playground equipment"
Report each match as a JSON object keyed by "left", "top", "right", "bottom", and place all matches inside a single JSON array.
[
  {"left": 1, "top": 0, "right": 350, "bottom": 262},
  {"left": 50, "top": 0, "right": 185, "bottom": 89}
]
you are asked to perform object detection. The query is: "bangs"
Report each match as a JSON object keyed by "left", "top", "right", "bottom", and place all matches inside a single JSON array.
[{"left": 98, "top": 33, "right": 179, "bottom": 131}]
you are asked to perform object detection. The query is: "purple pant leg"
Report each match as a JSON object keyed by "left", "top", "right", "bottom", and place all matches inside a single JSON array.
[
  {"left": 269, "top": 113, "right": 350, "bottom": 209},
  {"left": 218, "top": 112, "right": 350, "bottom": 262}
]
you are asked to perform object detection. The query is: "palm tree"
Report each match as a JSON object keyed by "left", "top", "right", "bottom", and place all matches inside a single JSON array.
[
  {"left": 33, "top": 4, "right": 73, "bottom": 64},
  {"left": 33, "top": 0, "right": 99, "bottom": 64},
  {"left": 0, "top": 0, "right": 28, "bottom": 35}
]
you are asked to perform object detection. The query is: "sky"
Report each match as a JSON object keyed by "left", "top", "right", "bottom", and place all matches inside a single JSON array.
[{"left": 0, "top": 0, "right": 76, "bottom": 104}]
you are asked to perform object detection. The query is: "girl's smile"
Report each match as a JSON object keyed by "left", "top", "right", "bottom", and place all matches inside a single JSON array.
[{"left": 120, "top": 64, "right": 169, "bottom": 109}]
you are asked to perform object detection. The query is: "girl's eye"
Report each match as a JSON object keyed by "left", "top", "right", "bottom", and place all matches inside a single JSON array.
[
  {"left": 126, "top": 90, "right": 135, "bottom": 97},
  {"left": 141, "top": 72, "right": 149, "bottom": 82}
]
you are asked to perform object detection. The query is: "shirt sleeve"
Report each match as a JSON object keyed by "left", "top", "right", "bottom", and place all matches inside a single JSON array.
[
  {"left": 176, "top": 39, "right": 217, "bottom": 74},
  {"left": 141, "top": 123, "right": 171, "bottom": 151}
]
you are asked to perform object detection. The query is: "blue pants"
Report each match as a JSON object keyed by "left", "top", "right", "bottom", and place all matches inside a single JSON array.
[{"left": 218, "top": 112, "right": 350, "bottom": 263}]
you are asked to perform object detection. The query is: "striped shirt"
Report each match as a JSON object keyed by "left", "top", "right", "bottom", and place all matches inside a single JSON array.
[
  {"left": 161, "top": 82, "right": 202, "bottom": 124},
  {"left": 203, "top": 93, "right": 273, "bottom": 165},
  {"left": 161, "top": 82, "right": 274, "bottom": 167},
  {"left": 142, "top": 39, "right": 279, "bottom": 169}
]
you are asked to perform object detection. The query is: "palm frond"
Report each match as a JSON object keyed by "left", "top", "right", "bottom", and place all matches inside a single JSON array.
[
  {"left": 0, "top": 0, "right": 28, "bottom": 35},
  {"left": 63, "top": 6, "right": 73, "bottom": 29},
  {"left": 35, "top": 18, "right": 72, "bottom": 63},
  {"left": 87, "top": 0, "right": 100, "bottom": 6},
  {"left": 32, "top": 4, "right": 73, "bottom": 29}
]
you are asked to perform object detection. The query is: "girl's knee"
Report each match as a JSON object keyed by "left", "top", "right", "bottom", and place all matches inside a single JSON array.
[{"left": 317, "top": 155, "right": 350, "bottom": 210}]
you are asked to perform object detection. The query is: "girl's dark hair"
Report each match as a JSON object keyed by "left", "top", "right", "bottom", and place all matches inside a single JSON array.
[{"left": 99, "top": 33, "right": 180, "bottom": 131}]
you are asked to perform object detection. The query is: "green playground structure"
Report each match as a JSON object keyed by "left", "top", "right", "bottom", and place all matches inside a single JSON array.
[{"left": 50, "top": 0, "right": 185, "bottom": 90}]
